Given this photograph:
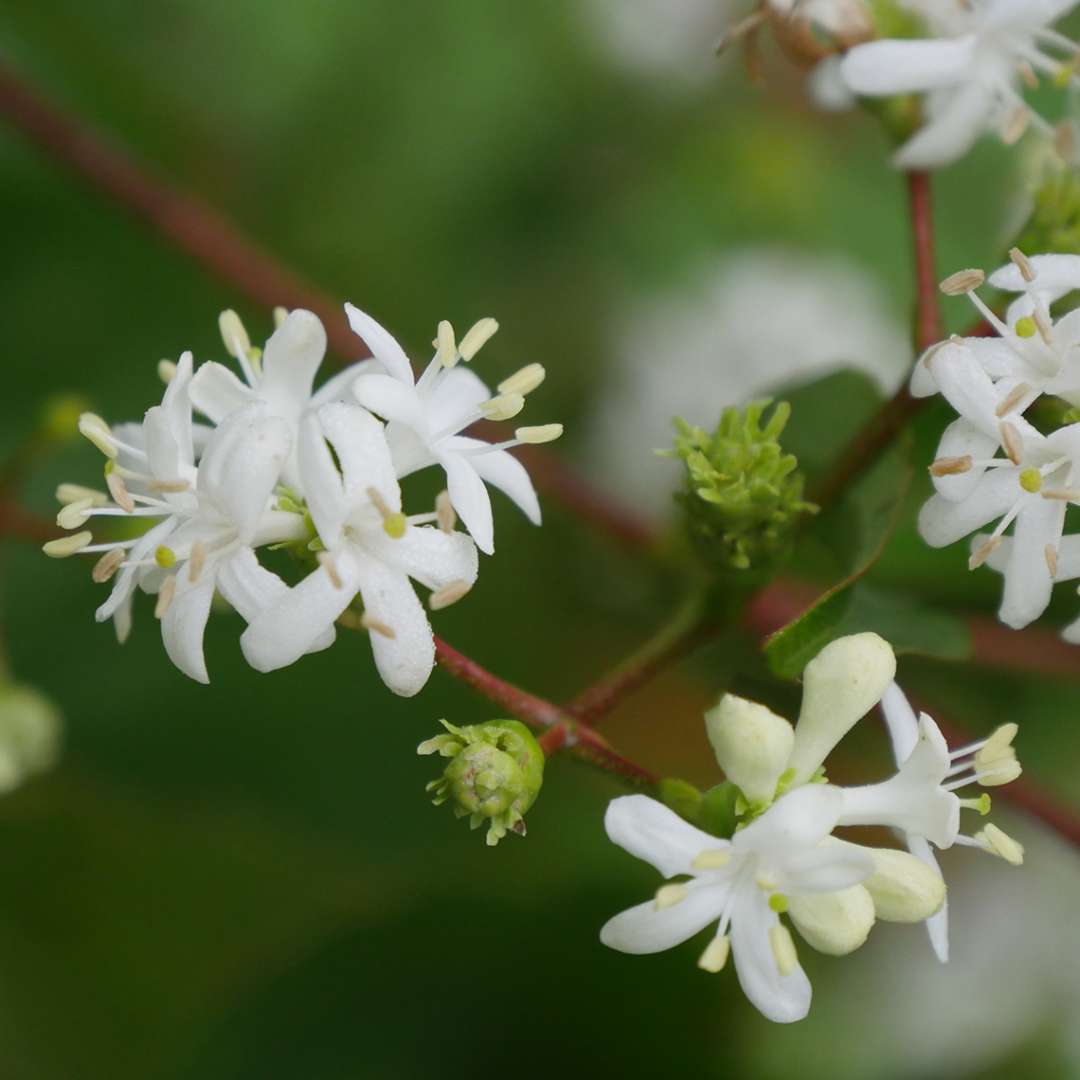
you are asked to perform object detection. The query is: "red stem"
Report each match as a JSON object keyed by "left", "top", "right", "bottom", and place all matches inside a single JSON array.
[{"left": 908, "top": 171, "right": 944, "bottom": 353}]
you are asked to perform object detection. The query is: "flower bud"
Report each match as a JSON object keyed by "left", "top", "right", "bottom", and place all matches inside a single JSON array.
[
  {"left": 418, "top": 719, "right": 544, "bottom": 846},
  {"left": 861, "top": 847, "right": 946, "bottom": 923},
  {"left": 0, "top": 683, "right": 63, "bottom": 793},
  {"left": 666, "top": 400, "right": 816, "bottom": 579},
  {"left": 1015, "top": 163, "right": 1080, "bottom": 258},
  {"left": 704, "top": 694, "right": 794, "bottom": 808},
  {"left": 788, "top": 884, "right": 875, "bottom": 956}
]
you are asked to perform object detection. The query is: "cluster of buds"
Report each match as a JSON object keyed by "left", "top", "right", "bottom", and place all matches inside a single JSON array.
[
  {"left": 600, "top": 634, "right": 1024, "bottom": 1022},
  {"left": 418, "top": 719, "right": 545, "bottom": 846},
  {"left": 667, "top": 400, "right": 815, "bottom": 577}
]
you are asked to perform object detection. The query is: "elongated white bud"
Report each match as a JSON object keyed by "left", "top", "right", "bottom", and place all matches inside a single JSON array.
[
  {"left": 704, "top": 694, "right": 794, "bottom": 806},
  {"left": 788, "top": 885, "right": 875, "bottom": 956},
  {"left": 862, "top": 848, "right": 946, "bottom": 923}
]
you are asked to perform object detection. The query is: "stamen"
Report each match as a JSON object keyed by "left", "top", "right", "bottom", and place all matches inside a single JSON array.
[
  {"left": 961, "top": 793, "right": 992, "bottom": 816},
  {"left": 939, "top": 268, "right": 986, "bottom": 295},
  {"left": 218, "top": 309, "right": 251, "bottom": 360},
  {"left": 458, "top": 318, "right": 498, "bottom": 361},
  {"left": 157, "top": 359, "right": 177, "bottom": 384},
  {"left": 435, "top": 490, "right": 456, "bottom": 534},
  {"left": 497, "top": 363, "right": 546, "bottom": 396},
  {"left": 995, "top": 382, "right": 1032, "bottom": 416},
  {"left": 1033, "top": 308, "right": 1054, "bottom": 345},
  {"left": 272, "top": 306, "right": 288, "bottom": 329},
  {"left": 977, "top": 823, "right": 1024, "bottom": 866},
  {"left": 154, "top": 575, "right": 177, "bottom": 619},
  {"left": 1046, "top": 544, "right": 1059, "bottom": 576},
  {"left": 691, "top": 849, "right": 731, "bottom": 871},
  {"left": 57, "top": 498, "right": 95, "bottom": 530},
  {"left": 91, "top": 547, "right": 125, "bottom": 584},
  {"left": 78, "top": 413, "right": 117, "bottom": 459},
  {"left": 429, "top": 579, "right": 472, "bottom": 611},
  {"left": 697, "top": 934, "right": 730, "bottom": 974},
  {"left": 654, "top": 883, "right": 688, "bottom": 911},
  {"left": 930, "top": 455, "right": 972, "bottom": 477},
  {"left": 56, "top": 483, "right": 108, "bottom": 507},
  {"left": 714, "top": 9, "right": 765, "bottom": 54},
  {"left": 1040, "top": 487, "right": 1080, "bottom": 501},
  {"left": 999, "top": 421, "right": 1023, "bottom": 465},
  {"left": 1017, "top": 61, "right": 1040, "bottom": 90},
  {"left": 360, "top": 612, "right": 396, "bottom": 639},
  {"left": 1009, "top": 247, "right": 1036, "bottom": 282},
  {"left": 768, "top": 925, "right": 798, "bottom": 976},
  {"left": 147, "top": 479, "right": 191, "bottom": 494},
  {"left": 1001, "top": 105, "right": 1031, "bottom": 145},
  {"left": 43, "top": 531, "right": 93, "bottom": 558},
  {"left": 366, "top": 487, "right": 407, "bottom": 538},
  {"left": 515, "top": 423, "right": 563, "bottom": 445},
  {"left": 435, "top": 320, "right": 457, "bottom": 368},
  {"left": 969, "top": 536, "right": 1002, "bottom": 570},
  {"left": 318, "top": 551, "right": 343, "bottom": 589},
  {"left": 478, "top": 393, "right": 525, "bottom": 422},
  {"left": 1056, "top": 121, "right": 1075, "bottom": 160},
  {"left": 188, "top": 541, "right": 207, "bottom": 584},
  {"left": 106, "top": 472, "right": 136, "bottom": 513}
]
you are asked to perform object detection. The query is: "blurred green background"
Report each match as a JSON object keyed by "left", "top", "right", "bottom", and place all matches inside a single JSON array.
[{"left": 1, "top": 2, "right": 1079, "bottom": 1077}]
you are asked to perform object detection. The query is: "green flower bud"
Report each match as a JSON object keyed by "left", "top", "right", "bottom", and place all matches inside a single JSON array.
[
  {"left": 666, "top": 400, "right": 816, "bottom": 579},
  {"left": 418, "top": 719, "right": 544, "bottom": 846},
  {"left": 0, "top": 683, "right": 62, "bottom": 793},
  {"left": 1014, "top": 165, "right": 1080, "bottom": 260}
]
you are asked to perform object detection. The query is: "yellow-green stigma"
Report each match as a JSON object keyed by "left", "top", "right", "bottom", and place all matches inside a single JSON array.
[
  {"left": 1019, "top": 467, "right": 1042, "bottom": 493},
  {"left": 382, "top": 512, "right": 407, "bottom": 539},
  {"left": 1014, "top": 316, "right": 1037, "bottom": 339},
  {"left": 155, "top": 545, "right": 177, "bottom": 569},
  {"left": 768, "top": 893, "right": 789, "bottom": 914}
]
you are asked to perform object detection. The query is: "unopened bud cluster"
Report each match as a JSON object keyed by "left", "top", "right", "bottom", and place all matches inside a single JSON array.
[
  {"left": 418, "top": 719, "right": 544, "bottom": 846},
  {"left": 668, "top": 400, "right": 815, "bottom": 576}
]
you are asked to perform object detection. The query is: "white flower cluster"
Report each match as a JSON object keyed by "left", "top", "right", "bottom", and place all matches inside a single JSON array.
[
  {"left": 45, "top": 306, "right": 561, "bottom": 695},
  {"left": 601, "top": 633, "right": 1023, "bottom": 1023},
  {"left": 835, "top": 0, "right": 1079, "bottom": 169},
  {"left": 915, "top": 250, "right": 1080, "bottom": 639}
]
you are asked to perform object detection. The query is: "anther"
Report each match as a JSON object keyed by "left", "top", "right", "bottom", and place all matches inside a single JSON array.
[
  {"left": 78, "top": 413, "right": 117, "bottom": 459},
  {"left": 498, "top": 363, "right": 546, "bottom": 396},
  {"left": 768, "top": 925, "right": 798, "bottom": 976},
  {"left": 978, "top": 823, "right": 1024, "bottom": 865},
  {"left": 1008, "top": 248, "right": 1036, "bottom": 282},
  {"left": 435, "top": 490, "right": 456, "bottom": 534},
  {"left": 1046, "top": 544, "right": 1059, "bottom": 576},
  {"left": 939, "top": 268, "right": 985, "bottom": 295},
  {"left": 154, "top": 575, "right": 177, "bottom": 619},
  {"left": 57, "top": 498, "right": 95, "bottom": 530},
  {"left": 272, "top": 306, "right": 288, "bottom": 329},
  {"left": 188, "top": 541, "right": 207, "bottom": 584},
  {"left": 106, "top": 472, "right": 135, "bottom": 513},
  {"left": 43, "top": 531, "right": 93, "bottom": 558},
  {"left": 360, "top": 612, "right": 396, "bottom": 638},
  {"left": 969, "top": 536, "right": 1002, "bottom": 571},
  {"left": 148, "top": 479, "right": 191, "bottom": 494},
  {"left": 515, "top": 423, "right": 563, "bottom": 445},
  {"left": 1040, "top": 487, "right": 1080, "bottom": 501},
  {"left": 691, "top": 849, "right": 732, "bottom": 871},
  {"left": 697, "top": 935, "right": 730, "bottom": 974},
  {"left": 429, "top": 579, "right": 472, "bottom": 611},
  {"left": 56, "top": 483, "right": 108, "bottom": 507},
  {"left": 218, "top": 309, "right": 251, "bottom": 359},
  {"left": 999, "top": 421, "right": 1023, "bottom": 465},
  {"left": 1001, "top": 105, "right": 1031, "bottom": 145},
  {"left": 1017, "top": 61, "right": 1039, "bottom": 90},
  {"left": 435, "top": 320, "right": 457, "bottom": 367},
  {"left": 458, "top": 318, "right": 499, "bottom": 361},
  {"left": 995, "top": 382, "right": 1032, "bottom": 416},
  {"left": 158, "top": 359, "right": 177, "bottom": 384},
  {"left": 318, "top": 551, "right": 343, "bottom": 589},
  {"left": 930, "top": 455, "right": 972, "bottom": 477},
  {"left": 91, "top": 547, "right": 125, "bottom": 584},
  {"left": 479, "top": 393, "right": 525, "bottom": 422}
]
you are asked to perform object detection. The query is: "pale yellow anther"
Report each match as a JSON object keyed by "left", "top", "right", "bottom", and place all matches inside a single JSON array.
[
  {"left": 1056, "top": 121, "right": 1075, "bottom": 161},
  {"left": 218, "top": 309, "right": 251, "bottom": 359},
  {"left": 360, "top": 612, "right": 396, "bottom": 639},
  {"left": 697, "top": 935, "right": 730, "bottom": 974},
  {"left": 999, "top": 421, "right": 1023, "bottom": 466},
  {"left": 654, "top": 883, "right": 688, "bottom": 911},
  {"left": 929, "top": 455, "right": 972, "bottom": 477},
  {"left": 1017, "top": 61, "right": 1039, "bottom": 90},
  {"left": 980, "top": 722, "right": 1019, "bottom": 757},
  {"left": 498, "top": 363, "right": 546, "bottom": 396},
  {"left": 691, "top": 849, "right": 732, "bottom": 871},
  {"left": 154, "top": 575, "right": 177, "bottom": 619},
  {"left": 479, "top": 393, "right": 525, "bottom": 422},
  {"left": 939, "top": 268, "right": 985, "bottom": 296},
  {"left": 1001, "top": 105, "right": 1031, "bottom": 146},
  {"left": 978, "top": 759, "right": 1022, "bottom": 786},
  {"left": 429, "top": 579, "right": 472, "bottom": 611},
  {"left": 43, "top": 531, "right": 92, "bottom": 558},
  {"left": 515, "top": 423, "right": 563, "bottom": 445},
  {"left": 272, "top": 306, "right": 289, "bottom": 329},
  {"left": 995, "top": 382, "right": 1031, "bottom": 417},
  {"left": 768, "top": 924, "right": 798, "bottom": 976},
  {"left": 1009, "top": 248, "right": 1036, "bottom": 283},
  {"left": 91, "top": 547, "right": 125, "bottom": 584},
  {"left": 56, "top": 483, "right": 108, "bottom": 507},
  {"left": 106, "top": 471, "right": 135, "bottom": 513},
  {"left": 57, "top": 498, "right": 95, "bottom": 530},
  {"left": 318, "top": 551, "right": 343, "bottom": 590},
  {"left": 78, "top": 413, "right": 117, "bottom": 459},
  {"left": 969, "top": 536, "right": 1002, "bottom": 571},
  {"left": 435, "top": 320, "right": 458, "bottom": 368},
  {"left": 1046, "top": 544, "right": 1059, "bottom": 577},
  {"left": 978, "top": 823, "right": 1024, "bottom": 865},
  {"left": 435, "top": 490, "right": 456, "bottom": 534},
  {"left": 188, "top": 541, "right": 207, "bottom": 585},
  {"left": 157, "top": 359, "right": 177, "bottom": 384},
  {"left": 148, "top": 479, "right": 191, "bottom": 494},
  {"left": 458, "top": 318, "right": 499, "bottom": 361},
  {"left": 1040, "top": 487, "right": 1080, "bottom": 501},
  {"left": 1034, "top": 308, "right": 1054, "bottom": 345}
]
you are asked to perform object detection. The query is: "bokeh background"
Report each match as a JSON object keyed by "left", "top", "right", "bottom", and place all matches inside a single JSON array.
[{"left": 1, "top": 2, "right": 1079, "bottom": 1077}]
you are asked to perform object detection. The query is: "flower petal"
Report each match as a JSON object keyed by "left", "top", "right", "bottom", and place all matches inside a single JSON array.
[
  {"left": 344, "top": 304, "right": 414, "bottom": 385},
  {"left": 776, "top": 842, "right": 873, "bottom": 895},
  {"left": 605, "top": 795, "right": 728, "bottom": 879},
  {"left": 190, "top": 361, "right": 256, "bottom": 424},
  {"left": 258, "top": 309, "right": 326, "bottom": 417},
  {"left": 998, "top": 494, "right": 1064, "bottom": 628},
  {"left": 319, "top": 402, "right": 400, "bottom": 511},
  {"left": 600, "top": 883, "right": 727, "bottom": 955},
  {"left": 439, "top": 450, "right": 495, "bottom": 555},
  {"left": 365, "top": 525, "right": 479, "bottom": 592},
  {"left": 917, "top": 467, "right": 1019, "bottom": 548},
  {"left": 161, "top": 563, "right": 216, "bottom": 684},
  {"left": 880, "top": 681, "right": 920, "bottom": 765},
  {"left": 424, "top": 366, "right": 490, "bottom": 432},
  {"left": 240, "top": 547, "right": 362, "bottom": 673},
  {"left": 445, "top": 438, "right": 542, "bottom": 526},
  {"left": 296, "top": 411, "right": 348, "bottom": 546},
  {"left": 95, "top": 518, "right": 177, "bottom": 623},
  {"left": 841, "top": 36, "right": 977, "bottom": 96},
  {"left": 734, "top": 784, "right": 844, "bottom": 861},
  {"left": 730, "top": 887, "right": 812, "bottom": 1024},
  {"left": 353, "top": 553, "right": 435, "bottom": 697},
  {"left": 906, "top": 834, "right": 949, "bottom": 963},
  {"left": 352, "top": 373, "right": 427, "bottom": 430},
  {"left": 894, "top": 81, "right": 995, "bottom": 170}
]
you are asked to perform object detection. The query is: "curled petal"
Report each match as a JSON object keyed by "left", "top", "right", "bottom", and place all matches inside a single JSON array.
[{"left": 605, "top": 795, "right": 728, "bottom": 879}]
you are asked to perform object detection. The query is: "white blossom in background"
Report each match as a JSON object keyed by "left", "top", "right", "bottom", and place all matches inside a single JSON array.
[
  {"left": 588, "top": 250, "right": 910, "bottom": 514},
  {"left": 602, "top": 634, "right": 1024, "bottom": 1023},
  {"left": 840, "top": 0, "right": 1080, "bottom": 169}
]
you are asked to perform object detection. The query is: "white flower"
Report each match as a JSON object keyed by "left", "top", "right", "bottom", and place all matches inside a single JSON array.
[
  {"left": 840, "top": 0, "right": 1079, "bottom": 169},
  {"left": 877, "top": 681, "right": 1025, "bottom": 962},
  {"left": 240, "top": 402, "right": 478, "bottom": 697},
  {"left": 916, "top": 355, "right": 1080, "bottom": 628},
  {"left": 912, "top": 253, "right": 1080, "bottom": 409},
  {"left": 49, "top": 363, "right": 308, "bottom": 682},
  {"left": 600, "top": 785, "right": 874, "bottom": 1024},
  {"left": 345, "top": 305, "right": 559, "bottom": 555},
  {"left": 190, "top": 308, "right": 364, "bottom": 487}
]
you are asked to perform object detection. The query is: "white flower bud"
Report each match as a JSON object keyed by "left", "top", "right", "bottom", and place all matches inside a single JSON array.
[
  {"left": 0, "top": 684, "right": 62, "bottom": 794},
  {"left": 704, "top": 694, "right": 794, "bottom": 806},
  {"left": 787, "top": 884, "right": 875, "bottom": 956},
  {"left": 861, "top": 848, "right": 946, "bottom": 923},
  {"left": 787, "top": 633, "right": 896, "bottom": 785}
]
